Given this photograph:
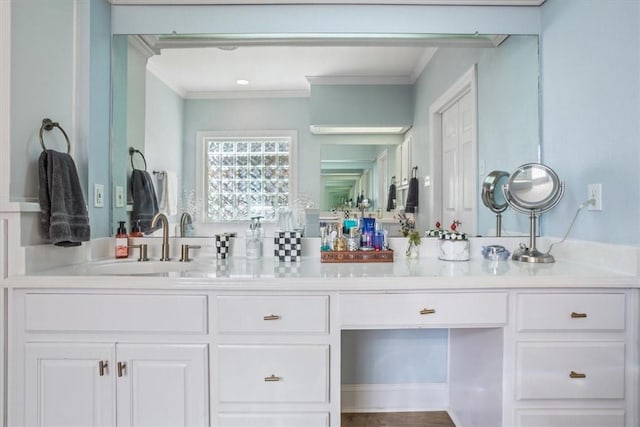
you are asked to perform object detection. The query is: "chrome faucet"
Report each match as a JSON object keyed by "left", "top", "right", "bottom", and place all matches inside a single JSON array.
[
  {"left": 179, "top": 212, "right": 193, "bottom": 237},
  {"left": 151, "top": 212, "right": 171, "bottom": 261}
]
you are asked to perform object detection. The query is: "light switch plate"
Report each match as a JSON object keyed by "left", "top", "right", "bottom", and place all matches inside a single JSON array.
[
  {"left": 94, "top": 184, "right": 104, "bottom": 208},
  {"left": 115, "top": 186, "right": 125, "bottom": 208}
]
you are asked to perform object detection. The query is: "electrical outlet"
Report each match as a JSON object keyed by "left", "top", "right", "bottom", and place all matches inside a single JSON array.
[
  {"left": 115, "top": 186, "right": 125, "bottom": 208},
  {"left": 588, "top": 183, "right": 602, "bottom": 211},
  {"left": 94, "top": 184, "right": 104, "bottom": 208}
]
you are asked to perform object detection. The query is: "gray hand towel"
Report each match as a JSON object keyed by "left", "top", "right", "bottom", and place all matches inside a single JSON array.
[
  {"left": 405, "top": 177, "right": 419, "bottom": 214},
  {"left": 386, "top": 183, "right": 396, "bottom": 212},
  {"left": 38, "top": 150, "right": 91, "bottom": 247},
  {"left": 130, "top": 169, "right": 159, "bottom": 234}
]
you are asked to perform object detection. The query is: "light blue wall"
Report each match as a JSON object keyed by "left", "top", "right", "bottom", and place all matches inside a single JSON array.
[
  {"left": 540, "top": 0, "right": 640, "bottom": 245},
  {"left": 87, "top": 0, "right": 112, "bottom": 238},
  {"left": 111, "top": 36, "right": 129, "bottom": 231},
  {"left": 342, "top": 329, "right": 448, "bottom": 384},
  {"left": 144, "top": 71, "right": 184, "bottom": 222},
  {"left": 10, "top": 0, "right": 76, "bottom": 204},
  {"left": 311, "top": 84, "right": 413, "bottom": 128}
]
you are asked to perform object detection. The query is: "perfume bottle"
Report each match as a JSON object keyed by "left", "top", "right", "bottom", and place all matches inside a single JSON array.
[
  {"left": 347, "top": 227, "right": 360, "bottom": 251},
  {"left": 333, "top": 225, "right": 347, "bottom": 251}
]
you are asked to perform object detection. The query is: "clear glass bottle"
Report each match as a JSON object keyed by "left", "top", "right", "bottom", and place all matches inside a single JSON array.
[
  {"left": 347, "top": 227, "right": 360, "bottom": 251},
  {"left": 333, "top": 225, "right": 347, "bottom": 251},
  {"left": 245, "top": 216, "right": 263, "bottom": 259}
]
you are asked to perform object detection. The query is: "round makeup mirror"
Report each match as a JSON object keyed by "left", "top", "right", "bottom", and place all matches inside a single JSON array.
[
  {"left": 503, "top": 163, "right": 564, "bottom": 263},
  {"left": 481, "top": 170, "right": 509, "bottom": 236}
]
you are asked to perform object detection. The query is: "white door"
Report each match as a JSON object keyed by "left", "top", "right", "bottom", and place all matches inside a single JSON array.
[
  {"left": 441, "top": 90, "right": 476, "bottom": 232},
  {"left": 24, "top": 343, "right": 115, "bottom": 427},
  {"left": 116, "top": 343, "right": 209, "bottom": 427}
]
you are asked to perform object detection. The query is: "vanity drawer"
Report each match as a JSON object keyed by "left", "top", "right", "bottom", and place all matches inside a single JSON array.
[
  {"left": 218, "top": 413, "right": 329, "bottom": 427},
  {"left": 517, "top": 293, "right": 625, "bottom": 331},
  {"left": 24, "top": 293, "right": 208, "bottom": 334},
  {"left": 216, "top": 295, "right": 329, "bottom": 334},
  {"left": 339, "top": 292, "right": 507, "bottom": 328},
  {"left": 516, "top": 409, "right": 625, "bottom": 427},
  {"left": 516, "top": 341, "right": 625, "bottom": 400},
  {"left": 217, "top": 345, "right": 329, "bottom": 403}
]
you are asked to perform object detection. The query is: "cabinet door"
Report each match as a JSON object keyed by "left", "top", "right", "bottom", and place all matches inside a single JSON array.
[
  {"left": 24, "top": 343, "right": 115, "bottom": 427},
  {"left": 116, "top": 344, "right": 209, "bottom": 427}
]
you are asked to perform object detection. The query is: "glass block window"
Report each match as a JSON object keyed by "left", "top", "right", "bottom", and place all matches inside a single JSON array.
[{"left": 201, "top": 134, "right": 293, "bottom": 221}]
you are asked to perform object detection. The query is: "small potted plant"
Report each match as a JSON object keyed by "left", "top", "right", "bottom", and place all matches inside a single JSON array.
[{"left": 397, "top": 211, "right": 421, "bottom": 258}]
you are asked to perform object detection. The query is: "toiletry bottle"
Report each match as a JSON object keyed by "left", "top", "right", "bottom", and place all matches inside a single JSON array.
[
  {"left": 130, "top": 220, "right": 143, "bottom": 237},
  {"left": 115, "top": 221, "right": 129, "bottom": 259},
  {"left": 246, "top": 216, "right": 264, "bottom": 260},
  {"left": 347, "top": 227, "right": 360, "bottom": 251},
  {"left": 333, "top": 224, "right": 347, "bottom": 251}
]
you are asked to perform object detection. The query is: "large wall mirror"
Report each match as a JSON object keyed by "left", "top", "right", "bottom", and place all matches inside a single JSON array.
[{"left": 111, "top": 33, "right": 540, "bottom": 237}]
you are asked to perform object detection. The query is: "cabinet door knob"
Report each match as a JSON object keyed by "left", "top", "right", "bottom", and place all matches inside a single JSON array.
[
  {"left": 420, "top": 308, "right": 436, "bottom": 315},
  {"left": 570, "top": 312, "right": 587, "bottom": 318},
  {"left": 263, "top": 314, "right": 281, "bottom": 321},
  {"left": 118, "top": 362, "right": 127, "bottom": 377},
  {"left": 264, "top": 374, "right": 281, "bottom": 382},
  {"left": 98, "top": 360, "right": 108, "bottom": 376},
  {"left": 569, "top": 370, "right": 586, "bottom": 379}
]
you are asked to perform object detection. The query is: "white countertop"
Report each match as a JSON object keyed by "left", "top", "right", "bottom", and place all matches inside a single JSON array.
[{"left": 6, "top": 237, "right": 638, "bottom": 291}]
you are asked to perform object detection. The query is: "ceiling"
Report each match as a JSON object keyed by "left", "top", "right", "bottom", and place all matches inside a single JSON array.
[
  {"left": 146, "top": 44, "right": 437, "bottom": 98},
  {"left": 138, "top": 33, "right": 511, "bottom": 98}
]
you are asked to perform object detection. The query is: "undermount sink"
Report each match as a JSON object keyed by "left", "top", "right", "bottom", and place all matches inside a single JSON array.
[{"left": 84, "top": 260, "right": 193, "bottom": 275}]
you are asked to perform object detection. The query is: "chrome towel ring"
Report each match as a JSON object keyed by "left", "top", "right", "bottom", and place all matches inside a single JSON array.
[
  {"left": 128, "top": 147, "right": 148, "bottom": 171},
  {"left": 39, "top": 118, "right": 70, "bottom": 153}
]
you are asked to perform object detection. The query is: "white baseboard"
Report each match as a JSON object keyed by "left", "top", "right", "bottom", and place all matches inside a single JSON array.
[{"left": 341, "top": 383, "right": 449, "bottom": 413}]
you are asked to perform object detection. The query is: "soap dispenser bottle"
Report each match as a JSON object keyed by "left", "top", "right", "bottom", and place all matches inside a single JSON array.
[
  {"left": 246, "top": 216, "right": 264, "bottom": 260},
  {"left": 130, "top": 220, "right": 143, "bottom": 237},
  {"left": 115, "top": 221, "right": 129, "bottom": 259}
]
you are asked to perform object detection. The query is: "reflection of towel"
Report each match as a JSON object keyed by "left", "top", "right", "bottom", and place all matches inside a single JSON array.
[
  {"left": 386, "top": 182, "right": 396, "bottom": 212},
  {"left": 157, "top": 170, "right": 178, "bottom": 216},
  {"left": 405, "top": 177, "right": 419, "bottom": 213},
  {"left": 38, "top": 150, "right": 91, "bottom": 247},
  {"left": 131, "top": 169, "right": 159, "bottom": 234}
]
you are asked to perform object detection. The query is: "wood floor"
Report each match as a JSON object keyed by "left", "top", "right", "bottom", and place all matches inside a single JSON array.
[{"left": 341, "top": 411, "right": 456, "bottom": 427}]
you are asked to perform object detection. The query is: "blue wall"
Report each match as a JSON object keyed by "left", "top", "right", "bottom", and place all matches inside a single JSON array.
[
  {"left": 88, "top": 0, "right": 112, "bottom": 238},
  {"left": 144, "top": 72, "right": 184, "bottom": 222},
  {"left": 540, "top": 0, "right": 640, "bottom": 245}
]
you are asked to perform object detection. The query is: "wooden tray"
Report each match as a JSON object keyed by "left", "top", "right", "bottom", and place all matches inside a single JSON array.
[{"left": 320, "top": 250, "right": 394, "bottom": 263}]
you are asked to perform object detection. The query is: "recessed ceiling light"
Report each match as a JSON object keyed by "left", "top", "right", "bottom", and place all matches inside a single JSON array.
[{"left": 236, "top": 79, "right": 249, "bottom": 85}]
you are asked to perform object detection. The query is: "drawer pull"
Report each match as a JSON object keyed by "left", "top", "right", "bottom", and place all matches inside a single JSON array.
[
  {"left": 264, "top": 374, "right": 281, "bottom": 382},
  {"left": 117, "top": 362, "right": 127, "bottom": 377},
  {"left": 420, "top": 308, "right": 436, "bottom": 315},
  {"left": 569, "top": 371, "right": 586, "bottom": 379},
  {"left": 98, "top": 360, "right": 108, "bottom": 376},
  {"left": 263, "top": 314, "right": 281, "bottom": 321},
  {"left": 571, "top": 312, "right": 587, "bottom": 318}
]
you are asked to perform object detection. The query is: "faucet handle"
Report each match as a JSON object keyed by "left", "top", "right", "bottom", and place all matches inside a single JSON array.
[
  {"left": 180, "top": 244, "right": 201, "bottom": 262},
  {"left": 130, "top": 244, "right": 149, "bottom": 262}
]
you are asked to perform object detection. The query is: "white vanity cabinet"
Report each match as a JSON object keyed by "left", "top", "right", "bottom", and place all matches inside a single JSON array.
[
  {"left": 507, "top": 291, "right": 636, "bottom": 427},
  {"left": 11, "top": 290, "right": 210, "bottom": 427},
  {"left": 213, "top": 294, "right": 336, "bottom": 426}
]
